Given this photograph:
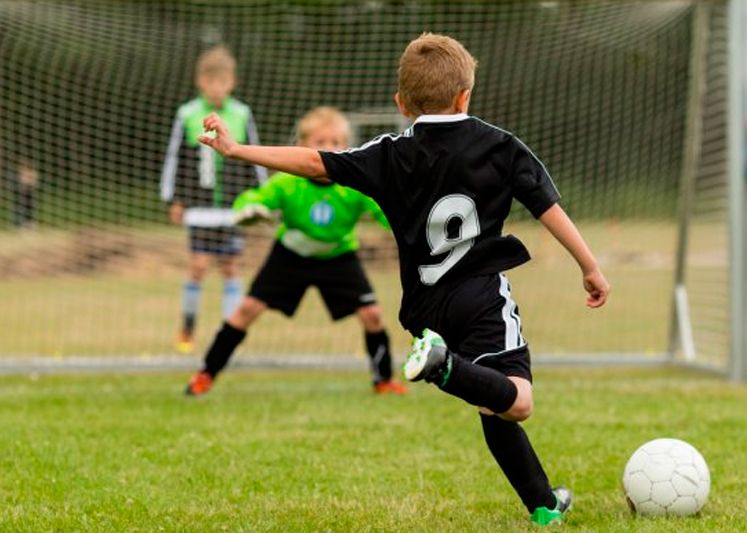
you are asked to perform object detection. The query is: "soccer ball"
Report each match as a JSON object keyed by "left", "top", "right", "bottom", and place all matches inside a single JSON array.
[{"left": 622, "top": 438, "right": 710, "bottom": 516}]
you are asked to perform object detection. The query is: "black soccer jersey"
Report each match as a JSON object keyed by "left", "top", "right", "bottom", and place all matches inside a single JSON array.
[{"left": 319, "top": 113, "right": 560, "bottom": 330}]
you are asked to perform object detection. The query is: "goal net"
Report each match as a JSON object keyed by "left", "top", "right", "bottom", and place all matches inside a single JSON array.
[{"left": 0, "top": 0, "right": 735, "bottom": 372}]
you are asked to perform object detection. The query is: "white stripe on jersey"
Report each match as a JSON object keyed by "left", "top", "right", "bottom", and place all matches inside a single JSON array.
[
  {"left": 160, "top": 115, "right": 184, "bottom": 202},
  {"left": 336, "top": 129, "right": 413, "bottom": 154},
  {"left": 335, "top": 114, "right": 470, "bottom": 154},
  {"left": 245, "top": 107, "right": 268, "bottom": 184}
]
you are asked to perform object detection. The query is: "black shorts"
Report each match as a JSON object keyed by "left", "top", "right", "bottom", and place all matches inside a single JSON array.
[
  {"left": 249, "top": 241, "right": 377, "bottom": 320},
  {"left": 188, "top": 226, "right": 244, "bottom": 256},
  {"left": 409, "top": 273, "right": 532, "bottom": 382}
]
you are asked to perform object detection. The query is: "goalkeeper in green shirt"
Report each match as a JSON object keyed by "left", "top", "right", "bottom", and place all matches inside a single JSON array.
[{"left": 185, "top": 107, "right": 407, "bottom": 396}]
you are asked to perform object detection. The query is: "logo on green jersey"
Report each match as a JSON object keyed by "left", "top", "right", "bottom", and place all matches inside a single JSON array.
[{"left": 310, "top": 201, "right": 335, "bottom": 226}]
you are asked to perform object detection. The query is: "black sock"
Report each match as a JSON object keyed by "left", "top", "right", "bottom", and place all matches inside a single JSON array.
[
  {"left": 184, "top": 313, "right": 196, "bottom": 333},
  {"left": 365, "top": 330, "right": 392, "bottom": 383},
  {"left": 481, "top": 414, "right": 555, "bottom": 513},
  {"left": 439, "top": 352, "right": 518, "bottom": 414},
  {"left": 202, "top": 322, "right": 247, "bottom": 378}
]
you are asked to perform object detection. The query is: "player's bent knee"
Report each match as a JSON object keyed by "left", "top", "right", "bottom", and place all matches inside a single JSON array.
[
  {"left": 240, "top": 298, "right": 266, "bottom": 315},
  {"left": 500, "top": 377, "right": 534, "bottom": 421},
  {"left": 231, "top": 297, "right": 266, "bottom": 329},
  {"left": 500, "top": 392, "right": 533, "bottom": 421},
  {"left": 480, "top": 403, "right": 531, "bottom": 421},
  {"left": 357, "top": 305, "right": 384, "bottom": 331},
  {"left": 505, "top": 398, "right": 533, "bottom": 421}
]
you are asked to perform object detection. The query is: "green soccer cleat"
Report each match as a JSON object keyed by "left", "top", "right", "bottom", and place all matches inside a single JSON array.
[
  {"left": 403, "top": 328, "right": 451, "bottom": 385},
  {"left": 530, "top": 486, "right": 573, "bottom": 526}
]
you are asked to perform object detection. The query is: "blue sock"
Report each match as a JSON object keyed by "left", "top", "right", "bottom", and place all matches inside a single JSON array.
[
  {"left": 182, "top": 281, "right": 202, "bottom": 332},
  {"left": 222, "top": 278, "right": 243, "bottom": 319}
]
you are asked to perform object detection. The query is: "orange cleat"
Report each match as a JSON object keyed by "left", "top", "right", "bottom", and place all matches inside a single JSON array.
[
  {"left": 373, "top": 379, "right": 408, "bottom": 395},
  {"left": 185, "top": 371, "right": 213, "bottom": 396}
]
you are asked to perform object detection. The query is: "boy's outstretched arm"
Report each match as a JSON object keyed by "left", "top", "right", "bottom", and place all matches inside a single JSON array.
[
  {"left": 538, "top": 204, "right": 611, "bottom": 308},
  {"left": 198, "top": 113, "right": 328, "bottom": 179}
]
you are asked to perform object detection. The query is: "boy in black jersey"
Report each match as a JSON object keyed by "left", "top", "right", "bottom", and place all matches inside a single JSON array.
[{"left": 197, "top": 33, "right": 610, "bottom": 526}]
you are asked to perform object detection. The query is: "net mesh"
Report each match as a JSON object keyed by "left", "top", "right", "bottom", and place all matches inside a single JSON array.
[
  {"left": 678, "top": 3, "right": 731, "bottom": 369},
  {"left": 0, "top": 0, "right": 728, "bottom": 366}
]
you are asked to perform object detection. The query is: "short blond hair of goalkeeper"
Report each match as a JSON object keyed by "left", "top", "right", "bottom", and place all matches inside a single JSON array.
[{"left": 295, "top": 106, "right": 351, "bottom": 150}]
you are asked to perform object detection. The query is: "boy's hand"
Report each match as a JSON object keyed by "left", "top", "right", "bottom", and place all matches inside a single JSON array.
[
  {"left": 199, "top": 113, "right": 238, "bottom": 157},
  {"left": 583, "top": 269, "right": 610, "bottom": 308},
  {"left": 233, "top": 204, "right": 273, "bottom": 227},
  {"left": 538, "top": 205, "right": 610, "bottom": 309},
  {"left": 169, "top": 202, "right": 184, "bottom": 225}
]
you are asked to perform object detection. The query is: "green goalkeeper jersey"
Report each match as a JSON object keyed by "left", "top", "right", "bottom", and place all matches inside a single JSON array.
[{"left": 233, "top": 172, "right": 389, "bottom": 259}]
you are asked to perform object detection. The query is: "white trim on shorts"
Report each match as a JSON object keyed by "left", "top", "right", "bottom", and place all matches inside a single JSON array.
[{"left": 471, "top": 273, "right": 527, "bottom": 364}]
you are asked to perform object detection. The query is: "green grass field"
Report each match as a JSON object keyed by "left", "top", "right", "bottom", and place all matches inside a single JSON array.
[{"left": 1, "top": 367, "right": 745, "bottom": 532}]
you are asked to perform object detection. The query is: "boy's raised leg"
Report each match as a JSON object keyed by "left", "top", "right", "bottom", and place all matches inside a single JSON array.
[
  {"left": 405, "top": 329, "right": 518, "bottom": 414},
  {"left": 405, "top": 329, "right": 569, "bottom": 523}
]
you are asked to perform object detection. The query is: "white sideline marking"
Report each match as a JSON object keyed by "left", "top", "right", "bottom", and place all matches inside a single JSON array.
[{"left": 0, "top": 353, "right": 683, "bottom": 375}]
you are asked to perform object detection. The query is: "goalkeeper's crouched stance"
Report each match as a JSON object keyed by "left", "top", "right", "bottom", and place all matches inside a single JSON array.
[{"left": 185, "top": 107, "right": 406, "bottom": 396}]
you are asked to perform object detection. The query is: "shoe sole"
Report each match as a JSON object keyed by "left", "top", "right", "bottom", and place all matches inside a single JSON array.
[{"left": 403, "top": 339, "right": 428, "bottom": 381}]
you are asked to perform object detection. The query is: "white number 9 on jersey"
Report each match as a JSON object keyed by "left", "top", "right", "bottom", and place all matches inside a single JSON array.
[{"left": 418, "top": 194, "right": 481, "bottom": 285}]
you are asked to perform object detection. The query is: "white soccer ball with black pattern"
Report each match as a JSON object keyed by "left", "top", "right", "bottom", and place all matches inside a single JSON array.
[{"left": 622, "top": 438, "right": 710, "bottom": 516}]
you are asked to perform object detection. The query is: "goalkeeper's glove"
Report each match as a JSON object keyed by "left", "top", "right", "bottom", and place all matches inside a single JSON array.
[{"left": 233, "top": 204, "right": 273, "bottom": 226}]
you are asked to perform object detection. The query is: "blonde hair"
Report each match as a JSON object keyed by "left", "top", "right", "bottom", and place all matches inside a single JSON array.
[
  {"left": 398, "top": 33, "right": 477, "bottom": 115},
  {"left": 195, "top": 45, "right": 237, "bottom": 78},
  {"left": 296, "top": 106, "right": 351, "bottom": 143}
]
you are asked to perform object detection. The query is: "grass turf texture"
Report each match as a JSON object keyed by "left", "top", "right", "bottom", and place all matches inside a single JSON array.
[{"left": 0, "top": 368, "right": 744, "bottom": 532}]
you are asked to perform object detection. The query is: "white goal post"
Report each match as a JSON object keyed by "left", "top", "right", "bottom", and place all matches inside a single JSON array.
[
  {"left": 726, "top": 0, "right": 746, "bottom": 382},
  {"left": 667, "top": 0, "right": 746, "bottom": 382}
]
